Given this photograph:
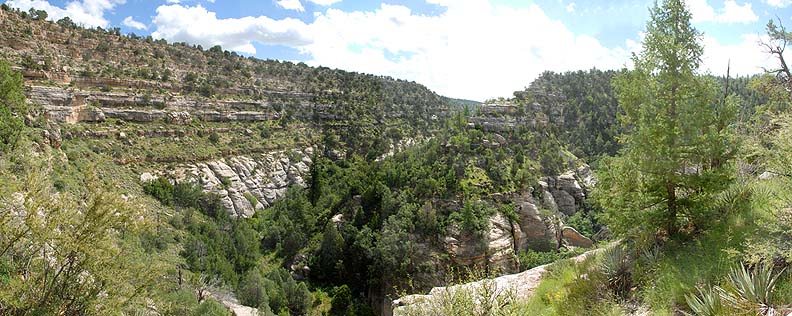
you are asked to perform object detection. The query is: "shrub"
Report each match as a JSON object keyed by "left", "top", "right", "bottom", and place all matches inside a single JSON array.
[
  {"left": 599, "top": 245, "right": 631, "bottom": 298},
  {"left": 720, "top": 264, "right": 784, "bottom": 312},
  {"left": 238, "top": 270, "right": 269, "bottom": 308},
  {"left": 684, "top": 287, "right": 726, "bottom": 316},
  {"left": 209, "top": 131, "right": 220, "bottom": 144},
  {"left": 191, "top": 299, "right": 228, "bottom": 316},
  {"left": 517, "top": 249, "right": 574, "bottom": 271}
]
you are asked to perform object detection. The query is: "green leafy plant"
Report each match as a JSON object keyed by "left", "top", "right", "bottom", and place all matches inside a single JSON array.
[{"left": 599, "top": 245, "right": 631, "bottom": 298}]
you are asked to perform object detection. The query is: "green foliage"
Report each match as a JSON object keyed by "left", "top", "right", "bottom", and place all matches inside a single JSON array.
[
  {"left": 599, "top": 245, "right": 631, "bottom": 298},
  {"left": 0, "top": 156, "right": 158, "bottom": 315},
  {"left": 192, "top": 298, "right": 229, "bottom": 316},
  {"left": 263, "top": 268, "right": 312, "bottom": 315},
  {"left": 238, "top": 269, "right": 270, "bottom": 308},
  {"left": 330, "top": 285, "right": 352, "bottom": 316},
  {"left": 684, "top": 287, "right": 727, "bottom": 316},
  {"left": 721, "top": 264, "right": 784, "bottom": 310},
  {"left": 161, "top": 288, "right": 200, "bottom": 316},
  {"left": 683, "top": 264, "right": 786, "bottom": 316},
  {"left": 0, "top": 60, "right": 26, "bottom": 153},
  {"left": 517, "top": 249, "right": 576, "bottom": 271},
  {"left": 595, "top": 0, "right": 739, "bottom": 237},
  {"left": 209, "top": 131, "right": 221, "bottom": 144},
  {"left": 514, "top": 255, "right": 625, "bottom": 316}
]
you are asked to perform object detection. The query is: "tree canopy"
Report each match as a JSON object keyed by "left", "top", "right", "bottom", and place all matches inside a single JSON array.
[{"left": 595, "top": 0, "right": 739, "bottom": 237}]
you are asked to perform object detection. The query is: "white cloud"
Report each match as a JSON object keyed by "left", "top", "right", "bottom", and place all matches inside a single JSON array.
[
  {"left": 149, "top": 1, "right": 770, "bottom": 100},
  {"left": 151, "top": 4, "right": 311, "bottom": 54},
  {"left": 565, "top": 2, "right": 575, "bottom": 13},
  {"left": 766, "top": 0, "right": 792, "bottom": 8},
  {"left": 701, "top": 33, "right": 775, "bottom": 76},
  {"left": 5, "top": 0, "right": 125, "bottom": 28},
  {"left": 307, "top": 0, "right": 341, "bottom": 5},
  {"left": 300, "top": 1, "right": 634, "bottom": 100},
  {"left": 166, "top": 0, "right": 180, "bottom": 3},
  {"left": 122, "top": 16, "right": 147, "bottom": 30},
  {"left": 276, "top": 0, "right": 304, "bottom": 11},
  {"left": 688, "top": 0, "right": 757, "bottom": 24}
]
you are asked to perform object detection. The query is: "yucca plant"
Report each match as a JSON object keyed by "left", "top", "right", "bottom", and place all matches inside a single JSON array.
[
  {"left": 599, "top": 245, "right": 632, "bottom": 297},
  {"left": 720, "top": 263, "right": 785, "bottom": 314},
  {"left": 684, "top": 286, "right": 726, "bottom": 316}
]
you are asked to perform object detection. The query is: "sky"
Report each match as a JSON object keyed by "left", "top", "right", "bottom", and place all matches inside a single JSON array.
[{"left": 3, "top": 0, "right": 791, "bottom": 101}]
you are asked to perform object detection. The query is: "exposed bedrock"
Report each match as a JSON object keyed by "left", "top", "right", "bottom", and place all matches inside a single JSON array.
[{"left": 140, "top": 147, "right": 313, "bottom": 218}]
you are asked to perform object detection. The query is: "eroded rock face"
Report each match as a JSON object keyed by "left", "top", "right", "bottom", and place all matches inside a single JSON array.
[
  {"left": 384, "top": 165, "right": 596, "bottom": 315},
  {"left": 142, "top": 148, "right": 313, "bottom": 217},
  {"left": 444, "top": 213, "right": 519, "bottom": 274},
  {"left": 542, "top": 168, "right": 589, "bottom": 216},
  {"left": 513, "top": 197, "right": 554, "bottom": 251},
  {"left": 165, "top": 111, "right": 192, "bottom": 125}
]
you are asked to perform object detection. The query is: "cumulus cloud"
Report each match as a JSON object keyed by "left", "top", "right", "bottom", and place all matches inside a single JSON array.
[
  {"left": 687, "top": 0, "right": 757, "bottom": 24},
  {"left": 149, "top": 1, "right": 769, "bottom": 100},
  {"left": 701, "top": 33, "right": 774, "bottom": 76},
  {"left": 151, "top": 4, "right": 311, "bottom": 54},
  {"left": 301, "top": 1, "right": 633, "bottom": 100},
  {"left": 122, "top": 16, "right": 147, "bottom": 30},
  {"left": 5, "top": 0, "right": 125, "bottom": 28},
  {"left": 276, "top": 0, "right": 304, "bottom": 11}
]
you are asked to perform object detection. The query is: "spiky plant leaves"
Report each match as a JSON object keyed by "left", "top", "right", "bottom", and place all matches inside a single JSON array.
[
  {"left": 599, "top": 245, "right": 632, "bottom": 298},
  {"left": 724, "top": 264, "right": 783, "bottom": 307},
  {"left": 683, "top": 286, "right": 726, "bottom": 316}
]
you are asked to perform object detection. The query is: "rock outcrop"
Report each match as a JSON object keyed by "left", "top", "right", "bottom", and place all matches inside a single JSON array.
[
  {"left": 141, "top": 148, "right": 313, "bottom": 217},
  {"left": 392, "top": 246, "right": 605, "bottom": 316},
  {"left": 444, "top": 212, "right": 519, "bottom": 274},
  {"left": 561, "top": 226, "right": 594, "bottom": 248},
  {"left": 539, "top": 165, "right": 592, "bottom": 216},
  {"left": 441, "top": 164, "right": 595, "bottom": 271}
]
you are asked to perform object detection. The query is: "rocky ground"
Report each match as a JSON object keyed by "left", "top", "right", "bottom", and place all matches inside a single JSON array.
[{"left": 391, "top": 244, "right": 606, "bottom": 315}]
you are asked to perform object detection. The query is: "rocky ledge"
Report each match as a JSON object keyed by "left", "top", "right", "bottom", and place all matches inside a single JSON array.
[
  {"left": 392, "top": 245, "right": 605, "bottom": 316},
  {"left": 141, "top": 147, "right": 313, "bottom": 217}
]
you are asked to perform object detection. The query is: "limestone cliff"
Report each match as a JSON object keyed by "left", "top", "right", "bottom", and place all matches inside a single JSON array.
[{"left": 141, "top": 148, "right": 312, "bottom": 217}]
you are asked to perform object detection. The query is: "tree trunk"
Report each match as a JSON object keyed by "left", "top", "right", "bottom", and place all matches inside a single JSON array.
[{"left": 666, "top": 181, "right": 678, "bottom": 236}]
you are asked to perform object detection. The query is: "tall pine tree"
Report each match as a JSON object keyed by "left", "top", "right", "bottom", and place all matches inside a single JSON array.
[{"left": 595, "top": 0, "right": 739, "bottom": 237}]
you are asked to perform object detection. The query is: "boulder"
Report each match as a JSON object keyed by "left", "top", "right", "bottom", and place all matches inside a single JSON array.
[
  {"left": 165, "top": 111, "right": 192, "bottom": 125},
  {"left": 513, "top": 197, "right": 556, "bottom": 251},
  {"left": 561, "top": 226, "right": 594, "bottom": 248}
]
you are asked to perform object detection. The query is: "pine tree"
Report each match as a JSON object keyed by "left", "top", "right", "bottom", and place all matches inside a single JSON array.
[{"left": 595, "top": 0, "right": 739, "bottom": 237}]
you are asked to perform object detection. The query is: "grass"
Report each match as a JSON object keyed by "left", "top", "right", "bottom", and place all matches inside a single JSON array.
[{"left": 512, "top": 247, "right": 627, "bottom": 316}]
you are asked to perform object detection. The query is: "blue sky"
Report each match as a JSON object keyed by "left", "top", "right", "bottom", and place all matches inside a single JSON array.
[{"left": 4, "top": 0, "right": 791, "bottom": 100}]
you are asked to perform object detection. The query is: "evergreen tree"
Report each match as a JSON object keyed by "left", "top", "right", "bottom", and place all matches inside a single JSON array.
[
  {"left": 595, "top": 0, "right": 739, "bottom": 237},
  {"left": 0, "top": 60, "right": 25, "bottom": 153}
]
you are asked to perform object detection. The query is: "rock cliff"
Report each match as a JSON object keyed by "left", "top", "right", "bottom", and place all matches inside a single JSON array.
[
  {"left": 141, "top": 148, "right": 313, "bottom": 217},
  {"left": 441, "top": 166, "right": 595, "bottom": 275}
]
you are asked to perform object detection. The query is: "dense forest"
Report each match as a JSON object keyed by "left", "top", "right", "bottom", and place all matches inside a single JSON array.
[{"left": 2, "top": 0, "right": 792, "bottom": 315}]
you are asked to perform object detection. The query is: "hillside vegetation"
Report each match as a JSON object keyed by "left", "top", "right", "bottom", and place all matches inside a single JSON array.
[{"left": 2, "top": 0, "right": 792, "bottom": 316}]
